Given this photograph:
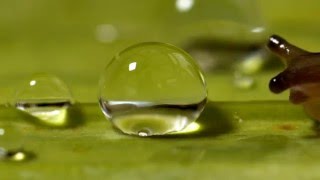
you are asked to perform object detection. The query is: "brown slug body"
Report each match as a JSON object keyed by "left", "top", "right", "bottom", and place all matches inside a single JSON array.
[{"left": 268, "top": 35, "right": 320, "bottom": 120}]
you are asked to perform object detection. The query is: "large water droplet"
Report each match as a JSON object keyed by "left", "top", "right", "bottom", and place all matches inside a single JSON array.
[
  {"left": 99, "top": 42, "right": 207, "bottom": 136},
  {"left": 11, "top": 73, "right": 74, "bottom": 127}
]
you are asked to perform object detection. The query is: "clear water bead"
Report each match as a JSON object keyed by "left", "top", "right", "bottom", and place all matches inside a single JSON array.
[
  {"left": 0, "top": 148, "right": 34, "bottom": 162},
  {"left": 12, "top": 73, "right": 74, "bottom": 127},
  {"left": 99, "top": 42, "right": 207, "bottom": 136}
]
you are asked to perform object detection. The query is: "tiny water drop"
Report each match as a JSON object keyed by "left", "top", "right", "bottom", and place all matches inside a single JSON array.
[
  {"left": 0, "top": 148, "right": 34, "bottom": 162},
  {"left": 0, "top": 147, "right": 6, "bottom": 159},
  {"left": 95, "top": 24, "right": 118, "bottom": 43},
  {"left": 233, "top": 50, "right": 268, "bottom": 89},
  {"left": 0, "top": 128, "right": 4, "bottom": 136},
  {"left": 11, "top": 73, "right": 74, "bottom": 127},
  {"left": 233, "top": 72, "right": 255, "bottom": 89},
  {"left": 234, "top": 50, "right": 267, "bottom": 75}
]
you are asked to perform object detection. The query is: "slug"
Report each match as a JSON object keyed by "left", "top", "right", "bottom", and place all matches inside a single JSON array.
[{"left": 268, "top": 35, "right": 320, "bottom": 121}]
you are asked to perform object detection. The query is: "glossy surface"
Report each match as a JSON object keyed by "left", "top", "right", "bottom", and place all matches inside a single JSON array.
[
  {"left": 268, "top": 35, "right": 320, "bottom": 120},
  {"left": 99, "top": 42, "right": 207, "bottom": 136}
]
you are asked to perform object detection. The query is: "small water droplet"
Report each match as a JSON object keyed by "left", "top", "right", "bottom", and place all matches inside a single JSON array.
[
  {"left": 233, "top": 112, "right": 244, "bottom": 123},
  {"left": 0, "top": 147, "right": 6, "bottom": 159},
  {"left": 95, "top": 24, "right": 118, "bottom": 43},
  {"left": 0, "top": 128, "right": 4, "bottom": 136},
  {"left": 0, "top": 148, "right": 34, "bottom": 162},
  {"left": 176, "top": 0, "right": 194, "bottom": 13},
  {"left": 98, "top": 42, "right": 207, "bottom": 136},
  {"left": 235, "top": 50, "right": 267, "bottom": 75},
  {"left": 8, "top": 151, "right": 26, "bottom": 161},
  {"left": 11, "top": 73, "right": 74, "bottom": 127},
  {"left": 233, "top": 72, "right": 255, "bottom": 89},
  {"left": 233, "top": 50, "right": 268, "bottom": 89}
]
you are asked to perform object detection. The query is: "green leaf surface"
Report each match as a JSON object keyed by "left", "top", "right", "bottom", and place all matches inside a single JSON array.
[{"left": 0, "top": 101, "right": 317, "bottom": 179}]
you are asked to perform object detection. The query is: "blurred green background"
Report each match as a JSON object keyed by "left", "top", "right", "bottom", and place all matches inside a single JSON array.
[{"left": 1, "top": 0, "right": 320, "bottom": 103}]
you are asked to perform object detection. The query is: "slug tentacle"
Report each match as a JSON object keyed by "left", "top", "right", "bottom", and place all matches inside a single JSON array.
[
  {"left": 268, "top": 34, "right": 309, "bottom": 66},
  {"left": 269, "top": 71, "right": 291, "bottom": 94}
]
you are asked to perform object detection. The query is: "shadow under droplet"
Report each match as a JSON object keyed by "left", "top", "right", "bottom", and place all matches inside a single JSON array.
[
  {"left": 154, "top": 101, "right": 235, "bottom": 138},
  {"left": 15, "top": 104, "right": 85, "bottom": 129}
]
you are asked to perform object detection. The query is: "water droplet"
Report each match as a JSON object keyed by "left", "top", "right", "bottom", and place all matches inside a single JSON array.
[
  {"left": 11, "top": 73, "right": 74, "bottom": 127},
  {"left": 95, "top": 24, "right": 118, "bottom": 43},
  {"left": 233, "top": 72, "right": 255, "bottom": 89},
  {"left": 233, "top": 50, "right": 268, "bottom": 89},
  {"left": 176, "top": 0, "right": 194, "bottom": 13},
  {"left": 0, "top": 128, "right": 4, "bottom": 136},
  {"left": 8, "top": 151, "right": 26, "bottom": 161},
  {"left": 234, "top": 50, "right": 267, "bottom": 75},
  {"left": 99, "top": 42, "right": 207, "bottom": 136},
  {"left": 233, "top": 112, "right": 244, "bottom": 123},
  {"left": 0, "top": 148, "right": 34, "bottom": 162},
  {"left": 0, "top": 147, "right": 6, "bottom": 159}
]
